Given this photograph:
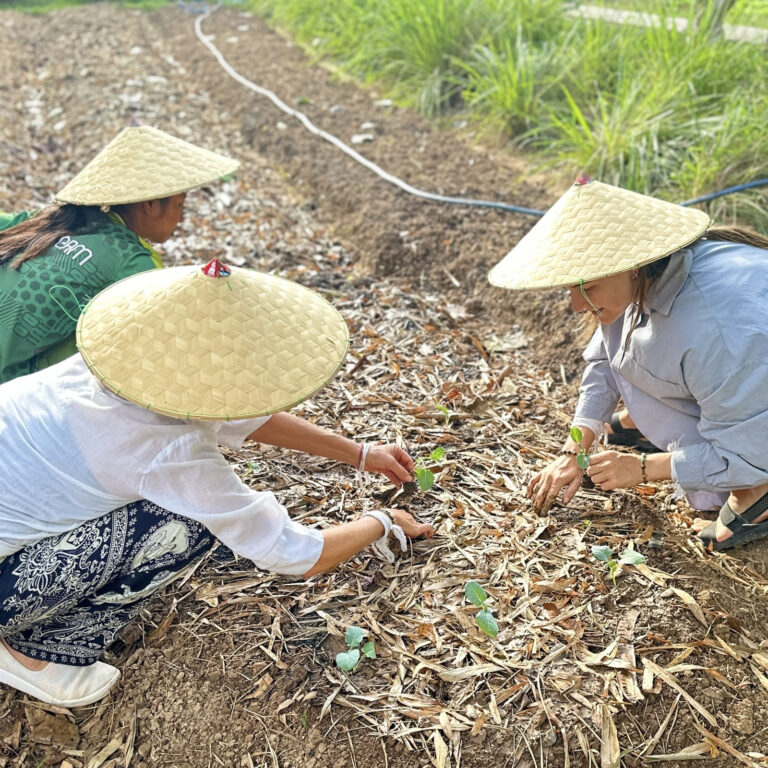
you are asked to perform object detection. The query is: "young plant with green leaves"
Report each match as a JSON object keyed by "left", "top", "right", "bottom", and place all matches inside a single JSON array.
[
  {"left": 592, "top": 545, "right": 647, "bottom": 585},
  {"left": 569, "top": 426, "right": 590, "bottom": 470},
  {"left": 464, "top": 580, "right": 499, "bottom": 637},
  {"left": 335, "top": 626, "right": 376, "bottom": 672},
  {"left": 435, "top": 403, "right": 456, "bottom": 425},
  {"left": 415, "top": 446, "right": 445, "bottom": 491}
]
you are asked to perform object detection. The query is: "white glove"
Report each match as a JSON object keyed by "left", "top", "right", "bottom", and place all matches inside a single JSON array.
[{"left": 363, "top": 510, "right": 407, "bottom": 564}]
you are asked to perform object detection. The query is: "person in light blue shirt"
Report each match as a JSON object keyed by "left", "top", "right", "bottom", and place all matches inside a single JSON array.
[{"left": 487, "top": 179, "right": 768, "bottom": 552}]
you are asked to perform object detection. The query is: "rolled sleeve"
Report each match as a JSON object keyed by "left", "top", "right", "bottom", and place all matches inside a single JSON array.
[
  {"left": 256, "top": 519, "right": 324, "bottom": 575},
  {"left": 213, "top": 416, "right": 272, "bottom": 449},
  {"left": 574, "top": 329, "right": 621, "bottom": 424}
]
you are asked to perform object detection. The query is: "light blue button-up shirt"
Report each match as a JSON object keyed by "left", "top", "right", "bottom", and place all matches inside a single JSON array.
[{"left": 574, "top": 238, "right": 768, "bottom": 510}]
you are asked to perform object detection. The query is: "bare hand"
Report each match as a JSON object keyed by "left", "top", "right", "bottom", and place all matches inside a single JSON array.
[
  {"left": 364, "top": 444, "right": 414, "bottom": 486},
  {"left": 586, "top": 450, "right": 642, "bottom": 490},
  {"left": 527, "top": 455, "right": 583, "bottom": 513},
  {"left": 390, "top": 508, "right": 434, "bottom": 539}
]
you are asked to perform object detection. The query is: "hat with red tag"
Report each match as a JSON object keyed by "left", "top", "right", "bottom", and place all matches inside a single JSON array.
[{"left": 76, "top": 260, "right": 349, "bottom": 420}]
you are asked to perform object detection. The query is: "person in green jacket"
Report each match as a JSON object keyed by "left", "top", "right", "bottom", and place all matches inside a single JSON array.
[{"left": 0, "top": 125, "right": 238, "bottom": 383}]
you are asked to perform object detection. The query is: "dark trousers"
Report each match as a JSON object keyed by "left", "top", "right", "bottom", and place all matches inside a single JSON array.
[{"left": 0, "top": 501, "right": 214, "bottom": 665}]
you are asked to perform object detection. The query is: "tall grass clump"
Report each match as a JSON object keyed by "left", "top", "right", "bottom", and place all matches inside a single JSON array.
[
  {"left": 247, "top": 0, "right": 513, "bottom": 115},
  {"left": 239, "top": 0, "right": 768, "bottom": 228}
]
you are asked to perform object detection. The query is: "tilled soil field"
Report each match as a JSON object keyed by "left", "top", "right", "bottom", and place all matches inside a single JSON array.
[{"left": 2, "top": 5, "right": 768, "bottom": 768}]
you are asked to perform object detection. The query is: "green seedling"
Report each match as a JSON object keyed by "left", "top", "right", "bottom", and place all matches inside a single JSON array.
[
  {"left": 569, "top": 426, "right": 590, "bottom": 470},
  {"left": 464, "top": 580, "right": 499, "bottom": 638},
  {"left": 435, "top": 404, "right": 456, "bottom": 426},
  {"left": 415, "top": 447, "right": 445, "bottom": 491},
  {"left": 592, "top": 545, "right": 647, "bottom": 585},
  {"left": 335, "top": 625, "right": 376, "bottom": 672}
]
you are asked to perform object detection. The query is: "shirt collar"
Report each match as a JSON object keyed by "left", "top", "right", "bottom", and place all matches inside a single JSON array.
[{"left": 645, "top": 248, "right": 692, "bottom": 316}]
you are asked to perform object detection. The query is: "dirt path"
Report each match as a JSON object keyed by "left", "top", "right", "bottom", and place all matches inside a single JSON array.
[{"left": 2, "top": 5, "right": 768, "bottom": 768}]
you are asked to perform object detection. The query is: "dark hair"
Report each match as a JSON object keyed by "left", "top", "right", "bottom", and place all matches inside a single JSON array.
[
  {"left": 705, "top": 226, "right": 768, "bottom": 250},
  {"left": 0, "top": 198, "right": 170, "bottom": 270},
  {"left": 0, "top": 204, "right": 107, "bottom": 269}
]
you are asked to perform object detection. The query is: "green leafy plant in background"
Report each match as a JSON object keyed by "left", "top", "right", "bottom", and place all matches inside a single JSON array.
[
  {"left": 592, "top": 545, "right": 647, "bottom": 585},
  {"left": 335, "top": 626, "right": 376, "bottom": 672},
  {"left": 464, "top": 580, "right": 499, "bottom": 637},
  {"left": 415, "top": 447, "right": 445, "bottom": 491},
  {"left": 243, "top": 0, "right": 768, "bottom": 231},
  {"left": 569, "top": 426, "right": 590, "bottom": 470}
]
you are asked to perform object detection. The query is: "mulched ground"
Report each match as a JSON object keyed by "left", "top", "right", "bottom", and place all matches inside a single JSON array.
[{"left": 2, "top": 4, "right": 768, "bottom": 768}]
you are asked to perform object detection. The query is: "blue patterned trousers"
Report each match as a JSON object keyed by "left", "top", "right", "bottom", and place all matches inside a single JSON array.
[{"left": 0, "top": 501, "right": 214, "bottom": 666}]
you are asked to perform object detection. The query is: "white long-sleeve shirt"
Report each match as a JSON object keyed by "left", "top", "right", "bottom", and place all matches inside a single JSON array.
[
  {"left": 574, "top": 238, "right": 768, "bottom": 510},
  {"left": 0, "top": 355, "right": 323, "bottom": 573}
]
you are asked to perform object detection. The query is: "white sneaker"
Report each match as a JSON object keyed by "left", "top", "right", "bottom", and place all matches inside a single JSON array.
[{"left": 0, "top": 640, "right": 120, "bottom": 707}]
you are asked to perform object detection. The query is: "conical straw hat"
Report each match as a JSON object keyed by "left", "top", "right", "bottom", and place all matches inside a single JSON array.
[
  {"left": 76, "top": 261, "right": 349, "bottom": 420},
  {"left": 488, "top": 180, "right": 710, "bottom": 290},
  {"left": 56, "top": 126, "right": 239, "bottom": 206}
]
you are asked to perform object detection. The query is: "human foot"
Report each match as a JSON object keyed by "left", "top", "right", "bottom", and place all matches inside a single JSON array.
[
  {"left": 693, "top": 483, "right": 768, "bottom": 548},
  {"left": 2, "top": 640, "right": 48, "bottom": 670}
]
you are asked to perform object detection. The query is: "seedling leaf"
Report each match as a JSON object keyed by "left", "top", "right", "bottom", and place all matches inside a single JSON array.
[
  {"left": 345, "top": 626, "right": 364, "bottom": 648},
  {"left": 576, "top": 453, "right": 590, "bottom": 470},
  {"left": 361, "top": 641, "right": 376, "bottom": 659},
  {"left": 476, "top": 609, "right": 499, "bottom": 637},
  {"left": 429, "top": 447, "right": 446, "bottom": 462},
  {"left": 592, "top": 545, "right": 613, "bottom": 562},
  {"left": 619, "top": 551, "right": 647, "bottom": 566},
  {"left": 335, "top": 649, "right": 360, "bottom": 671},
  {"left": 569, "top": 426, "right": 583, "bottom": 443},
  {"left": 465, "top": 580, "right": 487, "bottom": 607},
  {"left": 416, "top": 468, "right": 435, "bottom": 491}
]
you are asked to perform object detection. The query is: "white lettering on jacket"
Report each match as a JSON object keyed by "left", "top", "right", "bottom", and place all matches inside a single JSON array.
[{"left": 54, "top": 235, "right": 94, "bottom": 266}]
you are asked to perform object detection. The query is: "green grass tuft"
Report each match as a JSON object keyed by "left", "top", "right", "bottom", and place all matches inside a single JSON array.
[{"left": 238, "top": 0, "right": 768, "bottom": 229}]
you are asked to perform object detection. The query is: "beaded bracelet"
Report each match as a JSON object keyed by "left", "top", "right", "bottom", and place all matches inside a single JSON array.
[
  {"left": 560, "top": 449, "right": 579, "bottom": 457},
  {"left": 640, "top": 452, "right": 648, "bottom": 483}
]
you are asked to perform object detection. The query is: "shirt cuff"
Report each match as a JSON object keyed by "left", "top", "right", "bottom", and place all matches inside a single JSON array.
[
  {"left": 255, "top": 520, "right": 324, "bottom": 576},
  {"left": 572, "top": 417, "right": 605, "bottom": 442},
  {"left": 213, "top": 415, "right": 272, "bottom": 449}
]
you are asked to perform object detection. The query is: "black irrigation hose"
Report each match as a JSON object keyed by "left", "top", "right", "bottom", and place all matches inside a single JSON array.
[{"left": 192, "top": 3, "right": 768, "bottom": 218}]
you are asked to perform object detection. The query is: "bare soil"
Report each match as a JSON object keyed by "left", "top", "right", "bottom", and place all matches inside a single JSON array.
[{"left": 1, "top": 5, "right": 768, "bottom": 768}]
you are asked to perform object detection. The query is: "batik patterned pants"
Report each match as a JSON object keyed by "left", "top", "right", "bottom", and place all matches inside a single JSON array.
[{"left": 0, "top": 501, "right": 214, "bottom": 666}]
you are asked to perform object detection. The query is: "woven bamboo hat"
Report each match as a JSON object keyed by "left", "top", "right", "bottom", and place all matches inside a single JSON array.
[
  {"left": 56, "top": 126, "right": 239, "bottom": 206},
  {"left": 488, "top": 180, "right": 710, "bottom": 290},
  {"left": 76, "top": 260, "right": 349, "bottom": 420}
]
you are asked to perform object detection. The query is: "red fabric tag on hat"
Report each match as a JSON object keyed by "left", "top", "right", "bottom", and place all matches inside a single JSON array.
[
  {"left": 574, "top": 173, "right": 592, "bottom": 186},
  {"left": 201, "top": 259, "right": 231, "bottom": 278}
]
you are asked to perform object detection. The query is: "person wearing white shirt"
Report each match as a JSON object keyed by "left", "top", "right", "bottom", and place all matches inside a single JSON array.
[{"left": 0, "top": 261, "right": 433, "bottom": 708}]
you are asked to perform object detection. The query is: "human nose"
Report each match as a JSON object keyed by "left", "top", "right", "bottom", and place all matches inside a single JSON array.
[{"left": 569, "top": 287, "right": 586, "bottom": 313}]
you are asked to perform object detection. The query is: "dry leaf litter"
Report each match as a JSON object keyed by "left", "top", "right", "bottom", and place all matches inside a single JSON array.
[{"left": 2, "top": 5, "right": 768, "bottom": 768}]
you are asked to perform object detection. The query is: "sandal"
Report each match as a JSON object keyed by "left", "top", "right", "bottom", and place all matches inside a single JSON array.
[
  {"left": 606, "top": 413, "right": 660, "bottom": 453},
  {"left": 698, "top": 489, "right": 768, "bottom": 552}
]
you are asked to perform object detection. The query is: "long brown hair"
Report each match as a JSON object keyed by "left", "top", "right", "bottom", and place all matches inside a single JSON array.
[
  {"left": 0, "top": 204, "right": 106, "bottom": 269},
  {"left": 625, "top": 226, "right": 768, "bottom": 345},
  {"left": 0, "top": 199, "right": 166, "bottom": 270}
]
